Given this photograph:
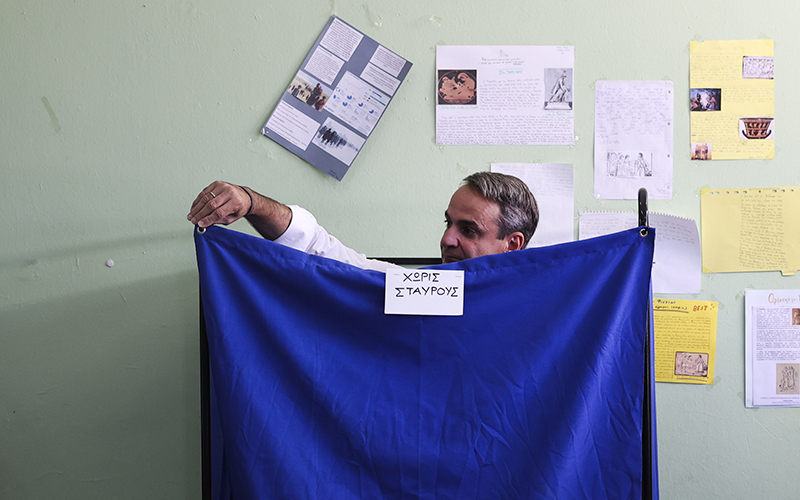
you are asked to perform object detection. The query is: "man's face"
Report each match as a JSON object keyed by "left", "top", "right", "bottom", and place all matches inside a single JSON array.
[{"left": 440, "top": 186, "right": 520, "bottom": 263}]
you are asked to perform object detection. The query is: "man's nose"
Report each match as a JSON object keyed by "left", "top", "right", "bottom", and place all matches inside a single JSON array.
[{"left": 441, "top": 227, "right": 458, "bottom": 248}]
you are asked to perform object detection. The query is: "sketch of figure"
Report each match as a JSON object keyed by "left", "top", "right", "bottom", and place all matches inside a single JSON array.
[
  {"left": 634, "top": 153, "right": 651, "bottom": 176},
  {"left": 606, "top": 151, "right": 652, "bottom": 178},
  {"left": 548, "top": 70, "right": 569, "bottom": 103},
  {"left": 622, "top": 155, "right": 633, "bottom": 176},
  {"left": 778, "top": 364, "right": 799, "bottom": 394},
  {"left": 607, "top": 153, "right": 618, "bottom": 176},
  {"left": 674, "top": 352, "right": 708, "bottom": 377}
]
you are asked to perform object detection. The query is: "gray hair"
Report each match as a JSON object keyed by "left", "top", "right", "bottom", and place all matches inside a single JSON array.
[{"left": 462, "top": 172, "right": 539, "bottom": 248}]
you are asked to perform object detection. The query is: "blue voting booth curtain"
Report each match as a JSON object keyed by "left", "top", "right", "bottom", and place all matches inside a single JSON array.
[{"left": 195, "top": 225, "right": 656, "bottom": 500}]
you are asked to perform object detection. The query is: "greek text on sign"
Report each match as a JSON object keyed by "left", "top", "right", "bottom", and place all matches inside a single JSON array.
[{"left": 384, "top": 270, "right": 465, "bottom": 316}]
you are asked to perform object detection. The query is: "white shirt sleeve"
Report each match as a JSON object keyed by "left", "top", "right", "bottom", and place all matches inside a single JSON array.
[{"left": 274, "top": 205, "right": 400, "bottom": 272}]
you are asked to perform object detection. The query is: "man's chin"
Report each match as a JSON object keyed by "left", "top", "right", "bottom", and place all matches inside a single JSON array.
[{"left": 441, "top": 255, "right": 463, "bottom": 264}]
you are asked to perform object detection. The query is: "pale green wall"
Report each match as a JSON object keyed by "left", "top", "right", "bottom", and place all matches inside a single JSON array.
[{"left": 2, "top": 0, "right": 799, "bottom": 498}]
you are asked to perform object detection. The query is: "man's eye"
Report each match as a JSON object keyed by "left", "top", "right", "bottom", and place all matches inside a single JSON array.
[{"left": 444, "top": 219, "right": 452, "bottom": 228}]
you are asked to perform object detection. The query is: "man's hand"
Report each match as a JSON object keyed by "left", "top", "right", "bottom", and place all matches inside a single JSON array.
[
  {"left": 188, "top": 181, "right": 250, "bottom": 228},
  {"left": 187, "top": 181, "right": 293, "bottom": 240}
]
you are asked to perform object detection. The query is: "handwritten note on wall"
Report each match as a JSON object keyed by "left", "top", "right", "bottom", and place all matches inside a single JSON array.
[
  {"left": 700, "top": 187, "right": 800, "bottom": 275},
  {"left": 593, "top": 80, "right": 674, "bottom": 200}
]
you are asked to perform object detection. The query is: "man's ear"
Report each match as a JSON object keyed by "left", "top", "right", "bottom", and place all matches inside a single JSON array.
[{"left": 505, "top": 232, "right": 525, "bottom": 252}]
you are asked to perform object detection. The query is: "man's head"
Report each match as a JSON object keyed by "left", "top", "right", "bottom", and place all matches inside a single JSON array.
[{"left": 440, "top": 172, "right": 539, "bottom": 263}]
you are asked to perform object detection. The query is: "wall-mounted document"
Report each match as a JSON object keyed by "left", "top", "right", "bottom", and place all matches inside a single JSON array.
[
  {"left": 700, "top": 187, "right": 800, "bottom": 275},
  {"left": 653, "top": 299, "right": 718, "bottom": 385},
  {"left": 690, "top": 40, "right": 774, "bottom": 161},
  {"left": 436, "top": 45, "right": 574, "bottom": 145},
  {"left": 262, "top": 16, "right": 412, "bottom": 181},
  {"left": 490, "top": 163, "right": 574, "bottom": 247},
  {"left": 593, "top": 80, "right": 674, "bottom": 200},
  {"left": 579, "top": 212, "right": 701, "bottom": 294},
  {"left": 746, "top": 290, "right": 800, "bottom": 407}
]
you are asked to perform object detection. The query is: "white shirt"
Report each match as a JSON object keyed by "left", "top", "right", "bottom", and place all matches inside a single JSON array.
[{"left": 274, "top": 205, "right": 400, "bottom": 272}]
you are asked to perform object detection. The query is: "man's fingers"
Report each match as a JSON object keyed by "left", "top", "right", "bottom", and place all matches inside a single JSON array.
[
  {"left": 188, "top": 182, "right": 221, "bottom": 220},
  {"left": 188, "top": 182, "right": 246, "bottom": 227}
]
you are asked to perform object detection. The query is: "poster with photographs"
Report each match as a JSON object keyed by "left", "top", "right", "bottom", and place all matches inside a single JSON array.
[
  {"left": 262, "top": 16, "right": 412, "bottom": 181},
  {"left": 689, "top": 39, "right": 774, "bottom": 160},
  {"left": 435, "top": 45, "right": 574, "bottom": 146},
  {"left": 745, "top": 290, "right": 800, "bottom": 407}
]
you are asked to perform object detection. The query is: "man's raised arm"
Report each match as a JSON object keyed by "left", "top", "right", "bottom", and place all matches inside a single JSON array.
[{"left": 187, "top": 180, "right": 292, "bottom": 241}]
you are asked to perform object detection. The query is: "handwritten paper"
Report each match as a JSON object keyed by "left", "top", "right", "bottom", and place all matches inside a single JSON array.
[
  {"left": 745, "top": 290, "right": 800, "bottom": 407},
  {"left": 579, "top": 212, "right": 701, "bottom": 294},
  {"left": 490, "top": 163, "right": 574, "bottom": 246},
  {"left": 436, "top": 45, "right": 574, "bottom": 145},
  {"left": 700, "top": 187, "right": 800, "bottom": 275},
  {"left": 593, "top": 80, "right": 674, "bottom": 200},
  {"left": 690, "top": 40, "right": 774, "bottom": 161},
  {"left": 262, "top": 16, "right": 412, "bottom": 181},
  {"left": 653, "top": 299, "right": 718, "bottom": 385}
]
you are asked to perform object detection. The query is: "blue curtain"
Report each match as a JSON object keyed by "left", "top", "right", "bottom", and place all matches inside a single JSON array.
[{"left": 195, "top": 225, "right": 656, "bottom": 499}]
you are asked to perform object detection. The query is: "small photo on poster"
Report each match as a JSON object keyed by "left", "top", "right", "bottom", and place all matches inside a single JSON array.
[
  {"left": 742, "top": 56, "right": 774, "bottom": 79},
  {"left": 544, "top": 68, "right": 573, "bottom": 110},
  {"left": 739, "top": 117, "right": 774, "bottom": 140},
  {"left": 437, "top": 70, "right": 477, "bottom": 105},
  {"left": 287, "top": 71, "right": 333, "bottom": 112},
  {"left": 691, "top": 143, "right": 712, "bottom": 160},
  {"left": 674, "top": 352, "right": 709, "bottom": 378},
  {"left": 311, "top": 118, "right": 366, "bottom": 166},
  {"left": 777, "top": 364, "right": 800, "bottom": 394},
  {"left": 690, "top": 88, "right": 721, "bottom": 111}
]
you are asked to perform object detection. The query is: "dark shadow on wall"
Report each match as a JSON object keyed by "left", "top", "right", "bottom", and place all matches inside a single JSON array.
[{"left": 0, "top": 271, "right": 202, "bottom": 500}]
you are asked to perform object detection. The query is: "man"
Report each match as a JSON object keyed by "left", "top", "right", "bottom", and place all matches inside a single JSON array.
[
  {"left": 187, "top": 172, "right": 539, "bottom": 271},
  {"left": 634, "top": 152, "right": 650, "bottom": 177}
]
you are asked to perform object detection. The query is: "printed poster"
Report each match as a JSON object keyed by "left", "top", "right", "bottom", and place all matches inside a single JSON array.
[
  {"left": 436, "top": 45, "right": 574, "bottom": 145},
  {"left": 262, "top": 16, "right": 412, "bottom": 181},
  {"left": 746, "top": 290, "right": 800, "bottom": 407}
]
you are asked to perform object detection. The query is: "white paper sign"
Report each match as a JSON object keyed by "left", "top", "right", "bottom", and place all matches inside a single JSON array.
[{"left": 384, "top": 269, "right": 465, "bottom": 316}]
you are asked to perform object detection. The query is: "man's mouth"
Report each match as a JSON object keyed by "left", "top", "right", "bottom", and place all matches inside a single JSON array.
[{"left": 441, "top": 254, "right": 462, "bottom": 264}]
